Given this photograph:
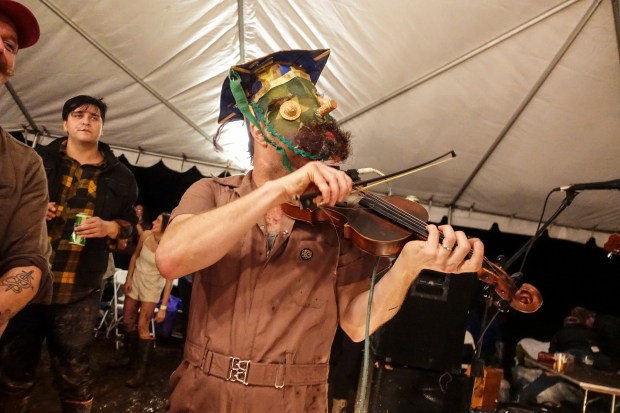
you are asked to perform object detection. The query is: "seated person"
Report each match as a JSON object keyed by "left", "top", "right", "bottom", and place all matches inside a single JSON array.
[
  {"left": 550, "top": 315, "right": 611, "bottom": 371},
  {"left": 512, "top": 316, "right": 605, "bottom": 407},
  {"left": 571, "top": 306, "right": 620, "bottom": 371}
]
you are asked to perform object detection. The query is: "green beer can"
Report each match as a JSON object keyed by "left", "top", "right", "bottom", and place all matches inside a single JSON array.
[{"left": 70, "top": 213, "right": 91, "bottom": 246}]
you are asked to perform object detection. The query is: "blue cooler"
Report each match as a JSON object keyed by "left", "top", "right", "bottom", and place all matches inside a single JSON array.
[{"left": 155, "top": 295, "right": 182, "bottom": 338}]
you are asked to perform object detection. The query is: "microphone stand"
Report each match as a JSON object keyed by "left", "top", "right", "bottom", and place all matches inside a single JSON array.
[
  {"left": 468, "top": 190, "right": 578, "bottom": 410},
  {"left": 471, "top": 289, "right": 494, "bottom": 377},
  {"left": 469, "top": 266, "right": 507, "bottom": 409},
  {"left": 504, "top": 190, "right": 580, "bottom": 270}
]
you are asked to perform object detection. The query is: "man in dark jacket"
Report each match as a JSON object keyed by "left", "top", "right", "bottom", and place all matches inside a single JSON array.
[
  {"left": 0, "top": 95, "right": 138, "bottom": 413},
  {"left": 571, "top": 306, "right": 620, "bottom": 371},
  {"left": 549, "top": 316, "right": 611, "bottom": 371}
]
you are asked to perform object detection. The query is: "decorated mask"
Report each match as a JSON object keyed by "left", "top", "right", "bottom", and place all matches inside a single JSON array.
[{"left": 218, "top": 49, "right": 349, "bottom": 170}]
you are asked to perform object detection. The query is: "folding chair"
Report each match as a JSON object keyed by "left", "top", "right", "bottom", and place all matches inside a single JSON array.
[
  {"left": 102, "top": 269, "right": 127, "bottom": 349},
  {"left": 95, "top": 296, "right": 112, "bottom": 337},
  {"left": 95, "top": 269, "right": 123, "bottom": 338}
]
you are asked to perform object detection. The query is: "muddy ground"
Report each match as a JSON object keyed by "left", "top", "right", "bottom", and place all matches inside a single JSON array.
[{"left": 28, "top": 335, "right": 184, "bottom": 413}]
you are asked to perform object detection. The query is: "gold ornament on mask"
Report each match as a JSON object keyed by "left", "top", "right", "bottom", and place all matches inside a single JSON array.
[
  {"left": 279, "top": 100, "right": 302, "bottom": 121},
  {"left": 317, "top": 96, "right": 337, "bottom": 117}
]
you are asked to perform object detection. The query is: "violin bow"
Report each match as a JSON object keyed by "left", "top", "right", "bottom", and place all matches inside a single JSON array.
[
  {"left": 295, "top": 150, "right": 457, "bottom": 209},
  {"left": 352, "top": 150, "right": 456, "bottom": 192}
]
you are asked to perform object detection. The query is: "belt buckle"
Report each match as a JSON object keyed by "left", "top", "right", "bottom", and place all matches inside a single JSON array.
[
  {"left": 227, "top": 356, "right": 251, "bottom": 385},
  {"left": 274, "top": 364, "right": 285, "bottom": 389}
]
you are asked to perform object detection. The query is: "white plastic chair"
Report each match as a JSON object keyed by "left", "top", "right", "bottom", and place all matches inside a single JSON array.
[
  {"left": 103, "top": 269, "right": 127, "bottom": 349},
  {"left": 95, "top": 269, "right": 125, "bottom": 338}
]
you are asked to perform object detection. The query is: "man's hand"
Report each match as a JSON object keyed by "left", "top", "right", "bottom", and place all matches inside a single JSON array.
[
  {"left": 46, "top": 202, "right": 57, "bottom": 221},
  {"left": 394, "top": 224, "right": 484, "bottom": 277},
  {"left": 74, "top": 217, "right": 120, "bottom": 239},
  {"left": 276, "top": 161, "right": 353, "bottom": 206}
]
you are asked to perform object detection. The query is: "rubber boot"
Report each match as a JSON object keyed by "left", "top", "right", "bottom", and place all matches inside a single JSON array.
[
  {"left": 107, "top": 330, "right": 138, "bottom": 369},
  {"left": 60, "top": 396, "right": 93, "bottom": 413},
  {"left": 0, "top": 394, "right": 30, "bottom": 413},
  {"left": 125, "top": 339, "right": 154, "bottom": 388}
]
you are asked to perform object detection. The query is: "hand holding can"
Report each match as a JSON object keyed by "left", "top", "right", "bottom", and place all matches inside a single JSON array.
[{"left": 70, "top": 213, "right": 92, "bottom": 246}]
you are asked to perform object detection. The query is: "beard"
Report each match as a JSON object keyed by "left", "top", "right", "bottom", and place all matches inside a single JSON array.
[
  {"left": 293, "top": 120, "right": 351, "bottom": 163},
  {"left": 0, "top": 56, "right": 14, "bottom": 78}
]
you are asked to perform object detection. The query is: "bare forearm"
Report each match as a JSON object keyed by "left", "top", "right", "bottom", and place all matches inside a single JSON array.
[
  {"left": 157, "top": 180, "right": 286, "bottom": 278},
  {"left": 127, "top": 254, "right": 137, "bottom": 281},
  {"left": 340, "top": 260, "right": 421, "bottom": 342},
  {"left": 0, "top": 266, "right": 42, "bottom": 332}
]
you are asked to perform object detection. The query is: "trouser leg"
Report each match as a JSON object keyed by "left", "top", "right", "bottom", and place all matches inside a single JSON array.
[
  {"left": 0, "top": 305, "right": 47, "bottom": 413},
  {"left": 520, "top": 374, "right": 561, "bottom": 405},
  {"left": 47, "top": 293, "right": 100, "bottom": 405}
]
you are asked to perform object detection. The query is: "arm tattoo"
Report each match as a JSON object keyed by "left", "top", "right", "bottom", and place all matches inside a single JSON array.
[{"left": 1, "top": 270, "right": 35, "bottom": 293}]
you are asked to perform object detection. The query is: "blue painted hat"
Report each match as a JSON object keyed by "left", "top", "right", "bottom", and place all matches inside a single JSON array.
[{"left": 218, "top": 49, "right": 331, "bottom": 124}]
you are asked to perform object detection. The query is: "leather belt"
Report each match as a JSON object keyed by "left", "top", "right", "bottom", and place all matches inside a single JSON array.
[{"left": 184, "top": 341, "right": 328, "bottom": 388}]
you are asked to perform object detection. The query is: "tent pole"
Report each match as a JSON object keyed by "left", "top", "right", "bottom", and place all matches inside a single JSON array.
[
  {"left": 39, "top": 0, "right": 214, "bottom": 143},
  {"left": 4, "top": 81, "right": 40, "bottom": 134},
  {"left": 340, "top": 0, "right": 582, "bottom": 125},
  {"left": 450, "top": 0, "right": 605, "bottom": 206}
]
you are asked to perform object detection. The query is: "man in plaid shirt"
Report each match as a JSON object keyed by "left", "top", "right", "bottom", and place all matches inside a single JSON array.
[{"left": 0, "top": 95, "right": 138, "bottom": 413}]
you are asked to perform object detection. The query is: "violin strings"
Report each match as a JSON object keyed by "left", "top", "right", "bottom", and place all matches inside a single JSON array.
[
  {"left": 363, "top": 192, "right": 430, "bottom": 235},
  {"left": 363, "top": 192, "right": 496, "bottom": 272}
]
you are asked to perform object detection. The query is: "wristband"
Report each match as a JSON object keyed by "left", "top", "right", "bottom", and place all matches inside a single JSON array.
[{"left": 160, "top": 305, "right": 167, "bottom": 310}]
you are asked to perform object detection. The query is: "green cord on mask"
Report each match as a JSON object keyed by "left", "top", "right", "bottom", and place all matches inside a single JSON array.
[
  {"left": 250, "top": 103, "right": 323, "bottom": 161},
  {"left": 229, "top": 69, "right": 293, "bottom": 171}
]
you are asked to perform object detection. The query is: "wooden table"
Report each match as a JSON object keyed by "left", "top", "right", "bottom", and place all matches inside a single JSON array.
[{"left": 525, "top": 358, "right": 620, "bottom": 413}]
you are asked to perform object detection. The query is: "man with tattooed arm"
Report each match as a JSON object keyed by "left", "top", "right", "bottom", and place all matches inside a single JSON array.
[{"left": 0, "top": 0, "right": 51, "bottom": 338}]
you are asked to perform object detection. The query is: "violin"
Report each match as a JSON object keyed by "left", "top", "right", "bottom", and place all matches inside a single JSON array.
[{"left": 282, "top": 191, "right": 543, "bottom": 313}]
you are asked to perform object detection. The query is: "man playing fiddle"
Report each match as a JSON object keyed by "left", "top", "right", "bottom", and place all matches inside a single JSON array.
[{"left": 156, "top": 49, "right": 484, "bottom": 412}]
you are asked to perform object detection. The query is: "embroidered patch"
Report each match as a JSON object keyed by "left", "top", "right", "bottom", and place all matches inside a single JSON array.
[{"left": 300, "top": 248, "right": 313, "bottom": 260}]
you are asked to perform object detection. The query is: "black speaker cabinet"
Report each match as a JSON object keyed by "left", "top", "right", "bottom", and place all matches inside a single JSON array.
[
  {"left": 367, "top": 361, "right": 472, "bottom": 413},
  {"left": 372, "top": 270, "right": 477, "bottom": 373}
]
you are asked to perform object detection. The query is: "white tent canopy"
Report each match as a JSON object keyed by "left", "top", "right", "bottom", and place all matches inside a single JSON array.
[{"left": 2, "top": 0, "right": 619, "bottom": 246}]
